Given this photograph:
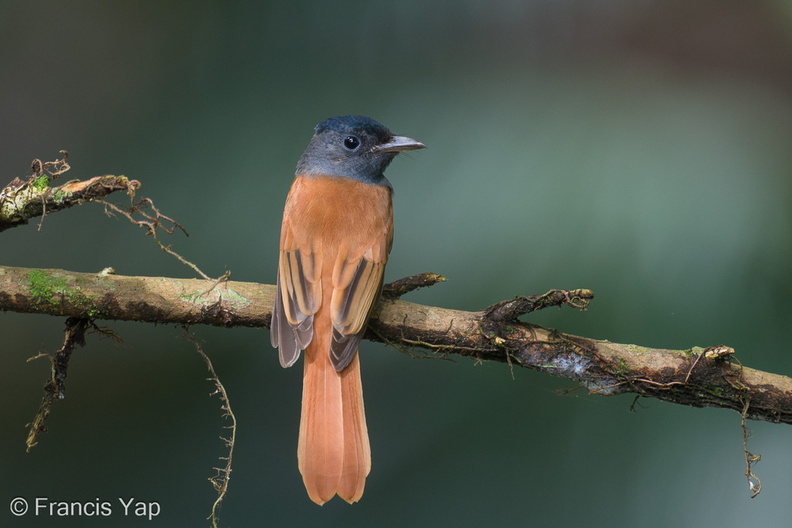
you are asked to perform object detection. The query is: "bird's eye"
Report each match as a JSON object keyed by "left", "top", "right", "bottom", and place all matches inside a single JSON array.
[{"left": 343, "top": 135, "right": 361, "bottom": 151}]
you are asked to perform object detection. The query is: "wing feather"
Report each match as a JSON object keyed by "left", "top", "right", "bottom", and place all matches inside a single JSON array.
[
  {"left": 329, "top": 249, "right": 389, "bottom": 371},
  {"left": 272, "top": 240, "right": 323, "bottom": 367}
]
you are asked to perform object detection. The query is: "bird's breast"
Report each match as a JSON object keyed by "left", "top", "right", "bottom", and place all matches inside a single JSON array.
[{"left": 283, "top": 174, "right": 393, "bottom": 258}]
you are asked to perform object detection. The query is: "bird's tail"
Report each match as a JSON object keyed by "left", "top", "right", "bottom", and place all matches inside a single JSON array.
[{"left": 298, "top": 340, "right": 370, "bottom": 505}]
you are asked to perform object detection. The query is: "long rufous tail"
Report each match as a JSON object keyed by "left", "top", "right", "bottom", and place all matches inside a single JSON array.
[{"left": 298, "top": 335, "right": 370, "bottom": 505}]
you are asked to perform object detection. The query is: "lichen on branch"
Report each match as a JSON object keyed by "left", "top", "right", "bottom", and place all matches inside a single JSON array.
[{"left": 0, "top": 151, "right": 140, "bottom": 232}]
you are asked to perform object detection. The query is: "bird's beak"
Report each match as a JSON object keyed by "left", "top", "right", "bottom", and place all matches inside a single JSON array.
[{"left": 371, "top": 135, "right": 426, "bottom": 153}]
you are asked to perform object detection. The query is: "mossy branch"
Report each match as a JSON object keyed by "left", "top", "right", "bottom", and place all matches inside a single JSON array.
[
  {"left": 0, "top": 151, "right": 140, "bottom": 232},
  {"left": 2, "top": 264, "right": 791, "bottom": 428}
]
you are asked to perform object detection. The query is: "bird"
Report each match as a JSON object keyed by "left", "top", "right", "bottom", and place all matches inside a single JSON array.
[{"left": 270, "top": 115, "right": 425, "bottom": 505}]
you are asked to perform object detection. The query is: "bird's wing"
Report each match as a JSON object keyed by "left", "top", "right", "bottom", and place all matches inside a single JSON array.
[
  {"left": 271, "top": 218, "right": 323, "bottom": 368},
  {"left": 328, "top": 238, "right": 391, "bottom": 371}
]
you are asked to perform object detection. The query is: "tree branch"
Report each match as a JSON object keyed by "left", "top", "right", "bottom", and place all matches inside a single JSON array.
[
  {"left": 2, "top": 265, "right": 790, "bottom": 426},
  {"left": 0, "top": 152, "right": 140, "bottom": 232}
]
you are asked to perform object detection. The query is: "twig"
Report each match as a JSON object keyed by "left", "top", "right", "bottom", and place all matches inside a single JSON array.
[
  {"left": 741, "top": 398, "right": 762, "bottom": 498},
  {"left": 25, "top": 317, "right": 91, "bottom": 451},
  {"left": 382, "top": 272, "right": 446, "bottom": 299},
  {"left": 484, "top": 288, "right": 594, "bottom": 322},
  {"left": 96, "top": 197, "right": 214, "bottom": 281},
  {"left": 182, "top": 328, "right": 237, "bottom": 528}
]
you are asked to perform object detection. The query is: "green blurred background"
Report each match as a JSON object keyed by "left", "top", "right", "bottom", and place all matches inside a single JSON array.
[{"left": 2, "top": 1, "right": 792, "bottom": 526}]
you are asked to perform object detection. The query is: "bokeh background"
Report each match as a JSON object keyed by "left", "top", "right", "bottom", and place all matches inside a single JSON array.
[{"left": 2, "top": 1, "right": 792, "bottom": 526}]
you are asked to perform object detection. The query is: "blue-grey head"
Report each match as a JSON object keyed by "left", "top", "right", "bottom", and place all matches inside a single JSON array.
[{"left": 296, "top": 115, "right": 425, "bottom": 186}]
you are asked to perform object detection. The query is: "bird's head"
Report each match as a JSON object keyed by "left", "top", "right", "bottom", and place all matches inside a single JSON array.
[{"left": 296, "top": 115, "right": 425, "bottom": 186}]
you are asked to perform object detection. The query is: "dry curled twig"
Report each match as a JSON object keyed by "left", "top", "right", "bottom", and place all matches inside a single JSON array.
[
  {"left": 30, "top": 150, "right": 72, "bottom": 180},
  {"left": 96, "top": 196, "right": 214, "bottom": 281},
  {"left": 741, "top": 398, "right": 762, "bottom": 498},
  {"left": 182, "top": 329, "right": 237, "bottom": 528}
]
